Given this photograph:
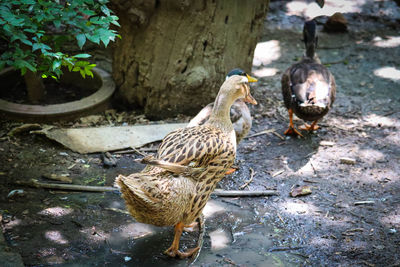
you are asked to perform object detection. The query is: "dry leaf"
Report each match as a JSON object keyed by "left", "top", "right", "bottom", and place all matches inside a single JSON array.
[{"left": 290, "top": 185, "right": 312, "bottom": 197}]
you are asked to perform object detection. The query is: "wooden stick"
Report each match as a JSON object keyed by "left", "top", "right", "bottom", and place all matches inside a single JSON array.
[
  {"left": 17, "top": 179, "right": 117, "bottom": 192},
  {"left": 239, "top": 167, "right": 255, "bottom": 189},
  {"left": 213, "top": 189, "right": 279, "bottom": 197},
  {"left": 245, "top": 128, "right": 276, "bottom": 138},
  {"left": 17, "top": 179, "right": 279, "bottom": 197}
]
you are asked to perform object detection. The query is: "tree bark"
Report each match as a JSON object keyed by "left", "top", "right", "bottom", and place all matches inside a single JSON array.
[
  {"left": 24, "top": 70, "right": 45, "bottom": 103},
  {"left": 111, "top": 0, "right": 269, "bottom": 119}
]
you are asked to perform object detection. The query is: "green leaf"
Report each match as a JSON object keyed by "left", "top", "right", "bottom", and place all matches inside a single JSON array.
[
  {"left": 76, "top": 34, "right": 86, "bottom": 49},
  {"left": 80, "top": 69, "right": 86, "bottom": 78},
  {"left": 100, "top": 5, "right": 111, "bottom": 16},
  {"left": 85, "top": 33, "right": 100, "bottom": 44},
  {"left": 53, "top": 20, "right": 61, "bottom": 29},
  {"left": 52, "top": 60, "right": 62, "bottom": 71},
  {"left": 73, "top": 53, "right": 91, "bottom": 58},
  {"left": 20, "top": 39, "right": 33, "bottom": 46}
]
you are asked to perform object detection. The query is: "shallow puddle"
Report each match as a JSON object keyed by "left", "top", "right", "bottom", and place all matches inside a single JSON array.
[{"left": 69, "top": 198, "right": 304, "bottom": 266}]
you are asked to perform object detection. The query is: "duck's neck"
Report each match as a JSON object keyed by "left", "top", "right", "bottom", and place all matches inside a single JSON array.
[
  {"left": 305, "top": 42, "right": 316, "bottom": 59},
  {"left": 304, "top": 43, "right": 321, "bottom": 64},
  {"left": 206, "top": 91, "right": 235, "bottom": 132}
]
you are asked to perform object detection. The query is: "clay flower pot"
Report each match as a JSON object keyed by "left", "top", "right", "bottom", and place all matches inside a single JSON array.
[{"left": 0, "top": 67, "right": 115, "bottom": 122}]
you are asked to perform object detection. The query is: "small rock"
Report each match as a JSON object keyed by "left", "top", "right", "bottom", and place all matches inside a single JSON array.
[
  {"left": 80, "top": 115, "right": 103, "bottom": 125},
  {"left": 324, "top": 12, "right": 348, "bottom": 32},
  {"left": 101, "top": 152, "right": 117, "bottom": 167},
  {"left": 320, "top": 140, "right": 335, "bottom": 146},
  {"left": 7, "top": 189, "right": 25, "bottom": 199},
  {"left": 59, "top": 152, "right": 69, "bottom": 157},
  {"left": 340, "top": 157, "right": 356, "bottom": 165}
]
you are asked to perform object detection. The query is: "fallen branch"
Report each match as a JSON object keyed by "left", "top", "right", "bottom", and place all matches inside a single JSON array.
[
  {"left": 213, "top": 189, "right": 279, "bottom": 197},
  {"left": 272, "top": 131, "right": 285, "bottom": 140},
  {"left": 245, "top": 128, "right": 276, "bottom": 138},
  {"left": 16, "top": 179, "right": 117, "bottom": 192},
  {"left": 268, "top": 246, "right": 303, "bottom": 252},
  {"left": 239, "top": 167, "right": 255, "bottom": 189},
  {"left": 16, "top": 179, "right": 279, "bottom": 197}
]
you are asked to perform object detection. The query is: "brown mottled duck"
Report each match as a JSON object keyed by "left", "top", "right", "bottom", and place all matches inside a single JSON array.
[
  {"left": 115, "top": 75, "right": 257, "bottom": 259},
  {"left": 281, "top": 20, "right": 336, "bottom": 137},
  {"left": 188, "top": 68, "right": 258, "bottom": 144}
]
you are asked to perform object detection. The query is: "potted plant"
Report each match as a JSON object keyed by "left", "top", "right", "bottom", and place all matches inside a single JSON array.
[{"left": 0, "top": 0, "right": 120, "bottom": 121}]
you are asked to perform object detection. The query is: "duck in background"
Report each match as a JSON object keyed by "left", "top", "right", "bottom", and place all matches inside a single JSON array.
[
  {"left": 281, "top": 20, "right": 336, "bottom": 137},
  {"left": 115, "top": 75, "right": 257, "bottom": 259},
  {"left": 188, "top": 68, "right": 258, "bottom": 144}
]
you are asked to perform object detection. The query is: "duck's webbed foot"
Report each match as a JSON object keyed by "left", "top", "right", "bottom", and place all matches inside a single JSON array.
[
  {"left": 299, "top": 121, "right": 320, "bottom": 131},
  {"left": 284, "top": 108, "right": 304, "bottom": 137},
  {"left": 284, "top": 126, "right": 303, "bottom": 137},
  {"left": 164, "top": 246, "right": 200, "bottom": 259},
  {"left": 164, "top": 222, "right": 201, "bottom": 259}
]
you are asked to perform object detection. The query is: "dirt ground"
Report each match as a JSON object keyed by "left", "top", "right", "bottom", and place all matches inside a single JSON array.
[{"left": 1, "top": 0, "right": 400, "bottom": 266}]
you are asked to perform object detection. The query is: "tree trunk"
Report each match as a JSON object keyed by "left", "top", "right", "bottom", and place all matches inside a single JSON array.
[
  {"left": 111, "top": 0, "right": 269, "bottom": 119},
  {"left": 24, "top": 70, "right": 45, "bottom": 103}
]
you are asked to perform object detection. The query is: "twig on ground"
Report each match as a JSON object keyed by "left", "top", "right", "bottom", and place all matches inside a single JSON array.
[
  {"left": 130, "top": 147, "right": 148, "bottom": 157},
  {"left": 271, "top": 169, "right": 284, "bottom": 177},
  {"left": 213, "top": 189, "right": 279, "bottom": 197},
  {"left": 239, "top": 167, "right": 256, "bottom": 189},
  {"left": 245, "top": 128, "right": 276, "bottom": 138},
  {"left": 354, "top": 200, "right": 375, "bottom": 206},
  {"left": 16, "top": 179, "right": 279, "bottom": 197},
  {"left": 16, "top": 179, "right": 117, "bottom": 192},
  {"left": 277, "top": 213, "right": 285, "bottom": 224},
  {"left": 272, "top": 131, "right": 285, "bottom": 140},
  {"left": 104, "top": 207, "right": 130, "bottom": 215},
  {"left": 268, "top": 246, "right": 303, "bottom": 252},
  {"left": 303, "top": 179, "right": 318, "bottom": 183}
]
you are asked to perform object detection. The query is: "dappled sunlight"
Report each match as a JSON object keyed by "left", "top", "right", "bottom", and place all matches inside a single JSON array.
[
  {"left": 38, "top": 207, "right": 73, "bottom": 217},
  {"left": 373, "top": 36, "right": 400, "bottom": 48},
  {"left": 252, "top": 67, "right": 280, "bottom": 78},
  {"left": 380, "top": 207, "right": 400, "bottom": 227},
  {"left": 357, "top": 148, "right": 385, "bottom": 165},
  {"left": 252, "top": 40, "right": 281, "bottom": 67},
  {"left": 209, "top": 228, "right": 231, "bottom": 250},
  {"left": 280, "top": 200, "right": 319, "bottom": 215},
  {"left": 373, "top": 66, "right": 400, "bottom": 81},
  {"left": 45, "top": 230, "right": 68, "bottom": 245},
  {"left": 5, "top": 218, "right": 22, "bottom": 228},
  {"left": 203, "top": 200, "right": 227, "bottom": 219},
  {"left": 363, "top": 113, "right": 399, "bottom": 128},
  {"left": 115, "top": 222, "right": 154, "bottom": 239},
  {"left": 286, "top": 0, "right": 365, "bottom": 19}
]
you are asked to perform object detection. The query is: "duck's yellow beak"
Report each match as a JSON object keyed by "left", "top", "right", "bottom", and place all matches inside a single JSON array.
[{"left": 246, "top": 74, "right": 258, "bottom": 83}]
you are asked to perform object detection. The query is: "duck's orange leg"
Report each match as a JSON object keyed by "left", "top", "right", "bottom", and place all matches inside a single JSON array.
[
  {"left": 164, "top": 222, "right": 200, "bottom": 259},
  {"left": 299, "top": 120, "right": 320, "bottom": 131},
  {"left": 284, "top": 109, "right": 303, "bottom": 137},
  {"left": 225, "top": 168, "right": 236, "bottom": 175}
]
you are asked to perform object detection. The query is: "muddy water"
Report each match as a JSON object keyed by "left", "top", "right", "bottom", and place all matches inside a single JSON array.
[{"left": 70, "top": 198, "right": 302, "bottom": 266}]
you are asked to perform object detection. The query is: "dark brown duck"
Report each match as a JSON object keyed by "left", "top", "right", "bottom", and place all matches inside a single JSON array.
[{"left": 281, "top": 20, "right": 336, "bottom": 137}]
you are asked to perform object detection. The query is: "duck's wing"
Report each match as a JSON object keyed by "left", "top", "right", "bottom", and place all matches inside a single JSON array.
[{"left": 156, "top": 125, "right": 235, "bottom": 169}]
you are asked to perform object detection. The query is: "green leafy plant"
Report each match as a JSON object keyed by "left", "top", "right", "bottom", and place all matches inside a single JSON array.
[{"left": 0, "top": 0, "right": 120, "bottom": 102}]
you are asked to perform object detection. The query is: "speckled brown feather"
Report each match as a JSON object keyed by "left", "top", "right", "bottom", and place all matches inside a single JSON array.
[{"left": 115, "top": 76, "right": 253, "bottom": 229}]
